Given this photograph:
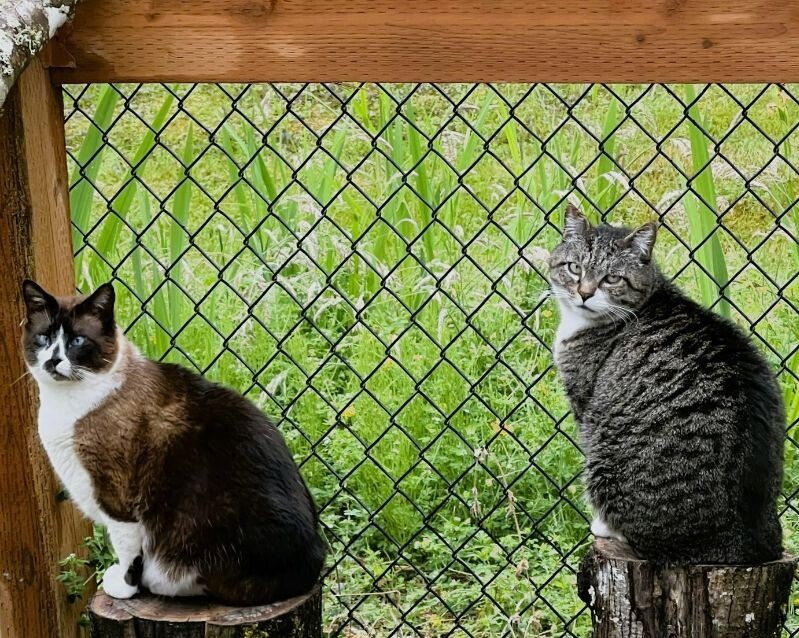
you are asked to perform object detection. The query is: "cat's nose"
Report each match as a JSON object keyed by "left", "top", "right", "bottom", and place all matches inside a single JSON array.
[
  {"left": 43, "top": 357, "right": 62, "bottom": 372},
  {"left": 578, "top": 288, "right": 595, "bottom": 301}
]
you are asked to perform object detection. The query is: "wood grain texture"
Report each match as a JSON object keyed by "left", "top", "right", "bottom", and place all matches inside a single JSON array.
[
  {"left": 578, "top": 539, "right": 797, "bottom": 638},
  {"left": 89, "top": 585, "right": 322, "bottom": 637},
  {"left": 49, "top": 0, "right": 799, "bottom": 84},
  {"left": 0, "top": 57, "right": 91, "bottom": 638}
]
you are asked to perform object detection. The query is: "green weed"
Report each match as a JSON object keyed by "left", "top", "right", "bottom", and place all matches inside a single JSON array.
[{"left": 62, "top": 82, "right": 799, "bottom": 636}]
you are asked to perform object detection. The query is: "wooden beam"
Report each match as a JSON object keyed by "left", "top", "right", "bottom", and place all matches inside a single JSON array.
[
  {"left": 51, "top": 0, "right": 799, "bottom": 84},
  {"left": 0, "top": 56, "right": 91, "bottom": 638}
]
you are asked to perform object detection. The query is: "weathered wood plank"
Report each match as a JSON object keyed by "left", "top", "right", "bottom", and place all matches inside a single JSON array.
[
  {"left": 50, "top": 0, "right": 799, "bottom": 84},
  {"left": 0, "top": 56, "right": 91, "bottom": 638}
]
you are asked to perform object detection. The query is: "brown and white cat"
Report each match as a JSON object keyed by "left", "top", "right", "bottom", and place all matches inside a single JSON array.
[{"left": 21, "top": 280, "right": 325, "bottom": 604}]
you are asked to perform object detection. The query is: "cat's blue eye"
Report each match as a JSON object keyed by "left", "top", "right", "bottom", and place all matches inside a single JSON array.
[
  {"left": 604, "top": 274, "right": 622, "bottom": 285},
  {"left": 35, "top": 334, "right": 50, "bottom": 347},
  {"left": 566, "top": 263, "right": 581, "bottom": 276},
  {"left": 71, "top": 336, "right": 86, "bottom": 347}
]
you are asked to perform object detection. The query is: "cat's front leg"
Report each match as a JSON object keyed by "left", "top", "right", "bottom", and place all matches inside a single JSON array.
[{"left": 102, "top": 520, "right": 144, "bottom": 599}]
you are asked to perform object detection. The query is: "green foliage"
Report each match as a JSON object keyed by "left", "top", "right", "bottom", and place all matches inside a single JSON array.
[
  {"left": 71, "top": 84, "right": 119, "bottom": 283},
  {"left": 63, "top": 82, "right": 799, "bottom": 636},
  {"left": 58, "top": 524, "right": 115, "bottom": 603},
  {"left": 596, "top": 94, "right": 623, "bottom": 214},
  {"left": 682, "top": 84, "right": 732, "bottom": 319}
]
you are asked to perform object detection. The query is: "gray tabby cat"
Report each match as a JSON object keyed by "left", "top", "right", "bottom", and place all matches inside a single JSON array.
[{"left": 549, "top": 204, "right": 784, "bottom": 564}]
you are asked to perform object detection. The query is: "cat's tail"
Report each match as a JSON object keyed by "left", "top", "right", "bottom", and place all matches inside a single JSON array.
[
  {"left": 625, "top": 524, "right": 782, "bottom": 566},
  {"left": 202, "top": 553, "right": 324, "bottom": 606},
  {"left": 203, "top": 573, "right": 312, "bottom": 606}
]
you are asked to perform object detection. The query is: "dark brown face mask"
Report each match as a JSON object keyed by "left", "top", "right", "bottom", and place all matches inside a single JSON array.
[{"left": 21, "top": 280, "right": 119, "bottom": 382}]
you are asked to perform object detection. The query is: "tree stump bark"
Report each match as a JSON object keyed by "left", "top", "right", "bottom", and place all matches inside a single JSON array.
[
  {"left": 88, "top": 585, "right": 322, "bottom": 638},
  {"left": 577, "top": 539, "right": 797, "bottom": 638}
]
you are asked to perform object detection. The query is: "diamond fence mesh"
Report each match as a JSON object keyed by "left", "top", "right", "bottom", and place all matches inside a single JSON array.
[{"left": 63, "top": 83, "right": 799, "bottom": 636}]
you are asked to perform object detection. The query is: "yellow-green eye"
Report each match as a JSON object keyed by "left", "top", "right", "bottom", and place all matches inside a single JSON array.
[
  {"left": 604, "top": 274, "right": 622, "bottom": 285},
  {"left": 566, "top": 263, "right": 580, "bottom": 276}
]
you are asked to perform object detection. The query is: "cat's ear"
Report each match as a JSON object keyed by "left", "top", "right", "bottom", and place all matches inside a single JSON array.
[
  {"left": 563, "top": 204, "right": 593, "bottom": 240},
  {"left": 78, "top": 282, "right": 116, "bottom": 325},
  {"left": 622, "top": 222, "right": 658, "bottom": 262},
  {"left": 21, "top": 280, "right": 57, "bottom": 318}
]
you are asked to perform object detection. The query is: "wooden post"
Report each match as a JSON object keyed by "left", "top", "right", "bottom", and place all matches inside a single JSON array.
[
  {"left": 577, "top": 539, "right": 797, "bottom": 638},
  {"left": 88, "top": 587, "right": 323, "bottom": 638},
  {"left": 0, "top": 56, "right": 91, "bottom": 638}
]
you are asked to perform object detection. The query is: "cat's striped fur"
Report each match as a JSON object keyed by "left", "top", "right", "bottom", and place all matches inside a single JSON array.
[{"left": 550, "top": 205, "right": 784, "bottom": 564}]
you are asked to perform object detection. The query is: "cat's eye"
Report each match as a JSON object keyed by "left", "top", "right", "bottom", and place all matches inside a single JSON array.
[
  {"left": 604, "top": 274, "right": 622, "bottom": 285},
  {"left": 566, "top": 263, "right": 581, "bottom": 276},
  {"left": 34, "top": 334, "right": 50, "bottom": 347},
  {"left": 71, "top": 336, "right": 86, "bottom": 347}
]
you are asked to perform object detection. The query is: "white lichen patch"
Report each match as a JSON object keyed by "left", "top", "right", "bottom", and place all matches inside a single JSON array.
[
  {"left": 0, "top": 33, "right": 13, "bottom": 76},
  {"left": 0, "top": 0, "right": 80, "bottom": 108},
  {"left": 2, "top": 9, "right": 21, "bottom": 30},
  {"left": 13, "top": 25, "right": 45, "bottom": 55},
  {"left": 745, "top": 612, "right": 755, "bottom": 623},
  {"left": 44, "top": 4, "right": 69, "bottom": 37}
]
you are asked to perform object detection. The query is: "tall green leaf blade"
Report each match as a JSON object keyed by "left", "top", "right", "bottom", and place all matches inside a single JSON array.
[
  {"left": 133, "top": 190, "right": 170, "bottom": 358},
  {"left": 457, "top": 92, "right": 494, "bottom": 174},
  {"left": 596, "top": 98, "right": 622, "bottom": 213},
  {"left": 90, "top": 92, "right": 176, "bottom": 285},
  {"left": 683, "top": 84, "right": 731, "bottom": 319},
  {"left": 318, "top": 127, "right": 348, "bottom": 274},
  {"left": 168, "top": 123, "right": 194, "bottom": 328},
  {"left": 217, "top": 125, "right": 256, "bottom": 266},
  {"left": 71, "top": 85, "right": 119, "bottom": 286},
  {"left": 406, "top": 103, "right": 435, "bottom": 265},
  {"left": 318, "top": 128, "right": 348, "bottom": 205}
]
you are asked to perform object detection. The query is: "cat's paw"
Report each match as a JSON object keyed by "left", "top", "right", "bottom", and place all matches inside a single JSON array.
[
  {"left": 102, "top": 563, "right": 139, "bottom": 599},
  {"left": 590, "top": 517, "right": 627, "bottom": 542}
]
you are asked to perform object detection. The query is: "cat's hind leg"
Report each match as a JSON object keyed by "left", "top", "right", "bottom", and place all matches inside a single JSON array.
[
  {"left": 141, "top": 553, "right": 205, "bottom": 597},
  {"left": 102, "top": 521, "right": 144, "bottom": 599}
]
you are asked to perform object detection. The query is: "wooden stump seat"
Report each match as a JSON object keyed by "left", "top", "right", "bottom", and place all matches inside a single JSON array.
[
  {"left": 578, "top": 539, "right": 797, "bottom": 638},
  {"left": 89, "top": 584, "right": 322, "bottom": 638}
]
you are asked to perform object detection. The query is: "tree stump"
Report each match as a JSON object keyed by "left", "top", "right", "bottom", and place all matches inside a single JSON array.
[
  {"left": 88, "top": 585, "right": 322, "bottom": 638},
  {"left": 577, "top": 539, "right": 797, "bottom": 638}
]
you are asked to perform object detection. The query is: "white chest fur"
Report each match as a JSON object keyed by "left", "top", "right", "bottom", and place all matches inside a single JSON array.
[
  {"left": 36, "top": 372, "right": 122, "bottom": 523},
  {"left": 553, "top": 299, "right": 594, "bottom": 361}
]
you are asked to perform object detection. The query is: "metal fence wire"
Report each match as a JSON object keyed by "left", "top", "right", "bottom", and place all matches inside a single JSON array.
[{"left": 63, "top": 83, "right": 799, "bottom": 637}]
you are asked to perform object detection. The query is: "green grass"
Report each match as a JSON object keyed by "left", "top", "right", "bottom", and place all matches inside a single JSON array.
[{"left": 63, "top": 83, "right": 799, "bottom": 636}]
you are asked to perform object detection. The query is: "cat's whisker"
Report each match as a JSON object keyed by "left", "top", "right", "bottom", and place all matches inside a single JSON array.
[
  {"left": 601, "top": 306, "right": 627, "bottom": 328},
  {"left": 547, "top": 291, "right": 575, "bottom": 302},
  {"left": 9, "top": 370, "right": 32, "bottom": 387},
  {"left": 69, "top": 365, "right": 95, "bottom": 382},
  {"left": 607, "top": 306, "right": 639, "bottom": 327},
  {"left": 598, "top": 301, "right": 638, "bottom": 327}
]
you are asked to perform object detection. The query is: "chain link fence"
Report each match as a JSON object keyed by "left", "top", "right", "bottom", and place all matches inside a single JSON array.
[{"left": 63, "top": 83, "right": 799, "bottom": 636}]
